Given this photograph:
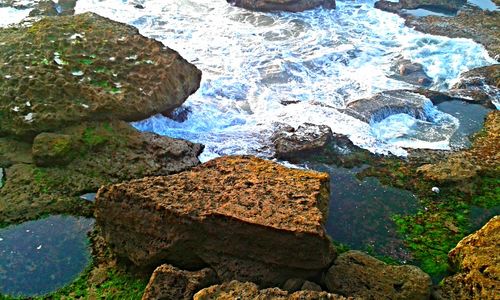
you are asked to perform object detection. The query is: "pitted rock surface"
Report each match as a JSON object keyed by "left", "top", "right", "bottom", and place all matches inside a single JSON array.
[
  {"left": 438, "top": 216, "right": 500, "bottom": 299},
  {"left": 96, "top": 155, "right": 335, "bottom": 286},
  {"left": 0, "top": 12, "right": 201, "bottom": 138}
]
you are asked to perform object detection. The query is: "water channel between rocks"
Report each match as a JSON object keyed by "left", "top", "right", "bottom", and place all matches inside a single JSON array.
[{"left": 0, "top": 215, "right": 94, "bottom": 297}]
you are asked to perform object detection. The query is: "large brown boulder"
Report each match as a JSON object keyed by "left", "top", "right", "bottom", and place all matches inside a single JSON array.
[
  {"left": 0, "top": 12, "right": 201, "bottom": 139},
  {"left": 324, "top": 251, "right": 432, "bottom": 300},
  {"left": 438, "top": 216, "right": 500, "bottom": 299},
  {"left": 96, "top": 155, "right": 336, "bottom": 286},
  {"left": 227, "top": 0, "right": 335, "bottom": 12},
  {"left": 142, "top": 264, "right": 219, "bottom": 300},
  {"left": 193, "top": 281, "right": 352, "bottom": 300}
]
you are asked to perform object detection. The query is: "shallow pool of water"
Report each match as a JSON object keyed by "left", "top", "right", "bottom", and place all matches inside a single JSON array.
[
  {"left": 468, "top": 0, "right": 499, "bottom": 10},
  {"left": 0, "top": 215, "right": 94, "bottom": 297},
  {"left": 308, "top": 163, "right": 419, "bottom": 262}
]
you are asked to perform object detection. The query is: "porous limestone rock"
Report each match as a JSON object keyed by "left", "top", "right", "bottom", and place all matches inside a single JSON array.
[
  {"left": 193, "top": 281, "right": 352, "bottom": 300},
  {"left": 438, "top": 216, "right": 500, "bottom": 299},
  {"left": 96, "top": 155, "right": 336, "bottom": 286},
  {"left": 324, "top": 251, "right": 432, "bottom": 300},
  {"left": 0, "top": 12, "right": 201, "bottom": 139},
  {"left": 142, "top": 264, "right": 219, "bottom": 300},
  {"left": 227, "top": 0, "right": 335, "bottom": 12}
]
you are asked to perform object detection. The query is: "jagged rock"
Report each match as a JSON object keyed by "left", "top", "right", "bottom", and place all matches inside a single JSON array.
[
  {"left": 32, "top": 133, "right": 76, "bottom": 167},
  {"left": 193, "top": 281, "right": 352, "bottom": 300},
  {"left": 391, "top": 58, "right": 432, "bottom": 87},
  {"left": 0, "top": 120, "right": 203, "bottom": 225},
  {"left": 345, "top": 90, "right": 430, "bottom": 123},
  {"left": 0, "top": 13, "right": 201, "bottom": 139},
  {"left": 324, "top": 251, "right": 432, "bottom": 300},
  {"left": 142, "top": 264, "right": 219, "bottom": 300},
  {"left": 96, "top": 156, "right": 335, "bottom": 286},
  {"left": 399, "top": 0, "right": 466, "bottom": 11},
  {"left": 417, "top": 111, "right": 499, "bottom": 183},
  {"left": 437, "top": 216, "right": 500, "bottom": 299},
  {"left": 227, "top": 0, "right": 335, "bottom": 12}
]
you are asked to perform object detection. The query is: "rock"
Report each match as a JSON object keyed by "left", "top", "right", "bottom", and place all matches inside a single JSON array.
[
  {"left": 451, "top": 65, "right": 500, "bottom": 108},
  {"left": 345, "top": 90, "right": 431, "bottom": 123},
  {"left": 193, "top": 280, "right": 352, "bottom": 300},
  {"left": 162, "top": 106, "right": 192, "bottom": 123},
  {"left": 438, "top": 216, "right": 500, "bottom": 299},
  {"left": 324, "top": 251, "right": 432, "bottom": 300},
  {"left": 28, "top": 0, "right": 59, "bottom": 17},
  {"left": 142, "top": 264, "right": 219, "bottom": 300},
  {"left": 272, "top": 123, "right": 332, "bottom": 161},
  {"left": 0, "top": 167, "right": 4, "bottom": 189},
  {"left": 0, "top": 13, "right": 201, "bottom": 139},
  {"left": 0, "top": 137, "right": 33, "bottom": 167},
  {"left": 96, "top": 155, "right": 335, "bottom": 286},
  {"left": 399, "top": 0, "right": 466, "bottom": 11},
  {"left": 375, "top": 1, "right": 500, "bottom": 59},
  {"left": 282, "top": 278, "right": 305, "bottom": 292},
  {"left": 390, "top": 58, "right": 432, "bottom": 87},
  {"left": 32, "top": 133, "right": 76, "bottom": 167},
  {"left": 301, "top": 280, "right": 322, "bottom": 292},
  {"left": 227, "top": 0, "right": 336, "bottom": 12},
  {"left": 0, "top": 120, "right": 203, "bottom": 225},
  {"left": 417, "top": 111, "right": 499, "bottom": 183}
]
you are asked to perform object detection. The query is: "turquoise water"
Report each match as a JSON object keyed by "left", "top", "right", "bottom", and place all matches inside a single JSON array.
[{"left": 0, "top": 215, "right": 94, "bottom": 297}]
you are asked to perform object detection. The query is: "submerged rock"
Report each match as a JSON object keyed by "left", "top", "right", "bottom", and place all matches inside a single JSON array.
[
  {"left": 390, "top": 58, "right": 432, "bottom": 87},
  {"left": 227, "top": 0, "right": 335, "bottom": 12},
  {"left": 0, "top": 12, "right": 201, "bottom": 139},
  {"left": 345, "top": 90, "right": 430, "bottom": 123},
  {"left": 324, "top": 251, "right": 432, "bottom": 300},
  {"left": 0, "top": 120, "right": 203, "bottom": 225},
  {"left": 193, "top": 281, "right": 351, "bottom": 300},
  {"left": 96, "top": 156, "right": 335, "bottom": 286},
  {"left": 437, "top": 216, "right": 500, "bottom": 299},
  {"left": 142, "top": 264, "right": 219, "bottom": 300}
]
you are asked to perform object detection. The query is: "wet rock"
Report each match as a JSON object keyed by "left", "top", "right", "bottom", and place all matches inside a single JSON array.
[
  {"left": 324, "top": 251, "right": 432, "bottom": 300},
  {"left": 28, "top": 0, "right": 59, "bottom": 17},
  {"left": 142, "top": 264, "right": 219, "bottom": 300},
  {"left": 375, "top": 1, "right": 500, "bottom": 59},
  {"left": 272, "top": 123, "right": 332, "bottom": 161},
  {"left": 32, "top": 133, "right": 76, "bottom": 167},
  {"left": 451, "top": 65, "right": 500, "bottom": 108},
  {"left": 391, "top": 58, "right": 432, "bottom": 86},
  {"left": 0, "top": 120, "right": 203, "bottom": 225},
  {"left": 227, "top": 0, "right": 336, "bottom": 12},
  {"left": 346, "top": 90, "right": 430, "bottom": 123},
  {"left": 95, "top": 156, "right": 335, "bottom": 286},
  {"left": 0, "top": 13, "right": 201, "bottom": 139},
  {"left": 438, "top": 216, "right": 500, "bottom": 299},
  {"left": 193, "top": 280, "right": 352, "bottom": 300},
  {"left": 161, "top": 106, "right": 192, "bottom": 123},
  {"left": 399, "top": 0, "right": 466, "bottom": 11},
  {"left": 417, "top": 111, "right": 499, "bottom": 183}
]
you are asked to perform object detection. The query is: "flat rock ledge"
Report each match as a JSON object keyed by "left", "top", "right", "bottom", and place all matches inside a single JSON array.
[
  {"left": 193, "top": 281, "right": 353, "bottom": 300},
  {"left": 96, "top": 155, "right": 336, "bottom": 287},
  {"left": 227, "top": 0, "right": 335, "bottom": 12},
  {"left": 0, "top": 12, "right": 201, "bottom": 139},
  {"left": 325, "top": 251, "right": 432, "bottom": 300},
  {"left": 437, "top": 216, "right": 500, "bottom": 299}
]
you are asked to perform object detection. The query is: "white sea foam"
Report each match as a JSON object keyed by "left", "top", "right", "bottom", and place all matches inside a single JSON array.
[
  {"left": 68, "top": 0, "right": 495, "bottom": 160},
  {"left": 0, "top": 7, "right": 32, "bottom": 27}
]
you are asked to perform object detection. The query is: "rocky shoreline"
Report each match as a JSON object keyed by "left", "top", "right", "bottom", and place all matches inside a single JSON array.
[{"left": 0, "top": 0, "right": 499, "bottom": 299}]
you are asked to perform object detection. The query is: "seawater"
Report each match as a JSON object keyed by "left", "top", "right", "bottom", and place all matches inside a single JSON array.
[{"left": 69, "top": 0, "right": 496, "bottom": 160}]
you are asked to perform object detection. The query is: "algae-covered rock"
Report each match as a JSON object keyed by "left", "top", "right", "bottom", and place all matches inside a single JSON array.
[
  {"left": 0, "top": 12, "right": 201, "bottom": 139},
  {"left": 324, "top": 251, "right": 432, "bottom": 300},
  {"left": 228, "top": 0, "right": 336, "bottom": 12},
  {"left": 96, "top": 156, "right": 335, "bottom": 286},
  {"left": 193, "top": 281, "right": 351, "bottom": 300},
  {"left": 0, "top": 120, "right": 203, "bottom": 225},
  {"left": 32, "top": 132, "right": 76, "bottom": 167},
  {"left": 142, "top": 264, "right": 219, "bottom": 300},
  {"left": 438, "top": 216, "right": 500, "bottom": 299}
]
